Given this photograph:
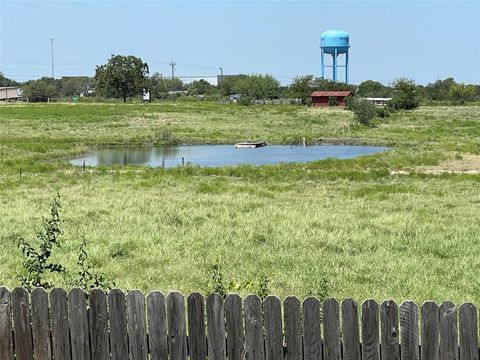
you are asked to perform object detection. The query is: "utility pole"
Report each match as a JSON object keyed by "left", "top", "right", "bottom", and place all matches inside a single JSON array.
[
  {"left": 169, "top": 61, "right": 176, "bottom": 100},
  {"left": 50, "top": 38, "right": 54, "bottom": 78},
  {"left": 219, "top": 67, "right": 224, "bottom": 101}
]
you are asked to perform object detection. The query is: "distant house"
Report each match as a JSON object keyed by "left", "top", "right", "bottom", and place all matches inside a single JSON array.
[
  {"left": 311, "top": 90, "right": 352, "bottom": 107},
  {"left": 0, "top": 86, "right": 22, "bottom": 101}
]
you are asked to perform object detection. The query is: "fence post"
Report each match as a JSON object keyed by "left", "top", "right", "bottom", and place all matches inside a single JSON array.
[
  {"left": 342, "top": 298, "right": 361, "bottom": 360},
  {"left": 108, "top": 289, "right": 128, "bottom": 360},
  {"left": 380, "top": 300, "right": 399, "bottom": 360},
  {"left": 127, "top": 290, "right": 148, "bottom": 360},
  {"left": 362, "top": 300, "right": 380, "bottom": 360},
  {"left": 285, "top": 296, "right": 303, "bottom": 360},
  {"left": 263, "top": 295, "right": 283, "bottom": 360},
  {"left": 12, "top": 287, "right": 33, "bottom": 360},
  {"left": 90, "top": 289, "right": 109, "bottom": 360},
  {"left": 187, "top": 292, "right": 206, "bottom": 360},
  {"left": 167, "top": 291, "right": 187, "bottom": 360},
  {"left": 207, "top": 293, "right": 226, "bottom": 360},
  {"left": 0, "top": 287, "right": 13, "bottom": 359},
  {"left": 225, "top": 294, "right": 245, "bottom": 360},
  {"left": 31, "top": 288, "right": 51, "bottom": 360},
  {"left": 148, "top": 291, "right": 168, "bottom": 360},
  {"left": 400, "top": 301, "right": 419, "bottom": 360},
  {"left": 421, "top": 301, "right": 440, "bottom": 360},
  {"left": 244, "top": 295, "right": 264, "bottom": 360}
]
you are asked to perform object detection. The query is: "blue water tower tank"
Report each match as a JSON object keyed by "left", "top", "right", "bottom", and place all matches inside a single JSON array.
[{"left": 320, "top": 30, "right": 350, "bottom": 83}]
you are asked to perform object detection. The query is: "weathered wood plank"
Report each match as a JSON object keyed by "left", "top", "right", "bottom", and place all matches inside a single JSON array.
[
  {"left": 303, "top": 297, "right": 322, "bottom": 360},
  {"left": 31, "top": 288, "right": 51, "bottom": 360},
  {"left": 342, "top": 298, "right": 361, "bottom": 360},
  {"left": 225, "top": 294, "right": 245, "bottom": 360},
  {"left": 89, "top": 289, "right": 109, "bottom": 360},
  {"left": 12, "top": 287, "right": 33, "bottom": 360},
  {"left": 147, "top": 291, "right": 168, "bottom": 360},
  {"left": 285, "top": 296, "right": 302, "bottom": 360},
  {"left": 187, "top": 292, "right": 206, "bottom": 360},
  {"left": 127, "top": 290, "right": 148, "bottom": 360},
  {"left": 400, "top": 301, "right": 419, "bottom": 360},
  {"left": 50, "top": 288, "right": 71, "bottom": 360},
  {"left": 108, "top": 289, "right": 128, "bottom": 360},
  {"left": 167, "top": 291, "right": 187, "bottom": 360},
  {"left": 439, "top": 301, "right": 458, "bottom": 360},
  {"left": 323, "top": 298, "right": 341, "bottom": 360},
  {"left": 362, "top": 299, "right": 379, "bottom": 360},
  {"left": 459, "top": 303, "right": 478, "bottom": 360},
  {"left": 68, "top": 288, "right": 90, "bottom": 360},
  {"left": 243, "top": 295, "right": 265, "bottom": 360},
  {"left": 0, "top": 287, "right": 13, "bottom": 360},
  {"left": 380, "top": 300, "right": 399, "bottom": 360},
  {"left": 263, "top": 295, "right": 283, "bottom": 360},
  {"left": 421, "top": 301, "right": 440, "bottom": 360},
  {"left": 207, "top": 293, "right": 226, "bottom": 360}
]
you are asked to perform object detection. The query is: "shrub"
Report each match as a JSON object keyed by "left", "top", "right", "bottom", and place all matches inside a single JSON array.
[
  {"left": 328, "top": 96, "right": 338, "bottom": 107},
  {"left": 349, "top": 99, "right": 377, "bottom": 125}
]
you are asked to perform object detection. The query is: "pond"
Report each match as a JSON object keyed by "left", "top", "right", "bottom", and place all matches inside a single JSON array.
[{"left": 69, "top": 144, "right": 390, "bottom": 168}]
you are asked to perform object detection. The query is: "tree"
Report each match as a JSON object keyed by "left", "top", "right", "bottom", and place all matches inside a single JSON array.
[
  {"left": 187, "top": 79, "right": 212, "bottom": 95},
  {"left": 95, "top": 55, "right": 149, "bottom": 102},
  {"left": 449, "top": 83, "right": 477, "bottom": 104},
  {"left": 0, "top": 72, "right": 20, "bottom": 87},
  {"left": 233, "top": 74, "right": 280, "bottom": 99},
  {"left": 356, "top": 80, "right": 391, "bottom": 98},
  {"left": 22, "top": 77, "right": 58, "bottom": 102},
  {"left": 149, "top": 72, "right": 184, "bottom": 99},
  {"left": 424, "top": 77, "right": 455, "bottom": 101},
  {"left": 59, "top": 76, "right": 95, "bottom": 97},
  {"left": 390, "top": 78, "right": 419, "bottom": 110}
]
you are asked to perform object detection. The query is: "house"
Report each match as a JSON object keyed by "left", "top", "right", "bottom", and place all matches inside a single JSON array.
[{"left": 311, "top": 90, "right": 353, "bottom": 107}]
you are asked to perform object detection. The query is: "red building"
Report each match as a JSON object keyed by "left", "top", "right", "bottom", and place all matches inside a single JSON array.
[{"left": 311, "top": 90, "right": 353, "bottom": 107}]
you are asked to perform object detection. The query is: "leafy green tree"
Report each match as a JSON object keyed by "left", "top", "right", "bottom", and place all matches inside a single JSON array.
[
  {"left": 149, "top": 72, "right": 184, "bottom": 99},
  {"left": 60, "top": 76, "right": 95, "bottom": 97},
  {"left": 233, "top": 74, "right": 280, "bottom": 99},
  {"left": 424, "top": 77, "right": 455, "bottom": 101},
  {"left": 356, "top": 80, "right": 391, "bottom": 97},
  {"left": 22, "top": 77, "right": 58, "bottom": 102},
  {"left": 95, "top": 55, "right": 149, "bottom": 102},
  {"left": 390, "top": 78, "right": 419, "bottom": 110},
  {"left": 0, "top": 72, "right": 20, "bottom": 87},
  {"left": 187, "top": 79, "right": 212, "bottom": 95},
  {"left": 218, "top": 75, "right": 246, "bottom": 96},
  {"left": 449, "top": 83, "right": 477, "bottom": 104},
  {"left": 288, "top": 75, "right": 356, "bottom": 103}
]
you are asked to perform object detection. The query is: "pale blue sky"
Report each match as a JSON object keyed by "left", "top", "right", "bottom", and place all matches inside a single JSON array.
[{"left": 1, "top": 0, "right": 479, "bottom": 85}]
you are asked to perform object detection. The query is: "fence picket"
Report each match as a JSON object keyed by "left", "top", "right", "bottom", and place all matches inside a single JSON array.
[
  {"left": 127, "top": 290, "right": 148, "bottom": 360},
  {"left": 89, "top": 289, "right": 109, "bottom": 360},
  {"left": 68, "top": 288, "right": 90, "bottom": 360},
  {"left": 399, "top": 301, "right": 419, "bottom": 360},
  {"left": 148, "top": 291, "right": 168, "bottom": 360},
  {"left": 187, "top": 292, "right": 206, "bottom": 360},
  {"left": 459, "top": 303, "right": 478, "bottom": 360},
  {"left": 285, "top": 296, "right": 303, "bottom": 360},
  {"left": 50, "top": 288, "right": 71, "bottom": 360},
  {"left": 342, "top": 298, "right": 361, "bottom": 360},
  {"left": 12, "top": 287, "right": 33, "bottom": 360},
  {"left": 263, "top": 295, "right": 283, "bottom": 360},
  {"left": 167, "top": 291, "right": 187, "bottom": 360},
  {"left": 244, "top": 295, "right": 265, "bottom": 360},
  {"left": 31, "top": 287, "right": 51, "bottom": 360},
  {"left": 439, "top": 301, "right": 459, "bottom": 360},
  {"left": 207, "top": 293, "right": 226, "bottom": 360},
  {"left": 303, "top": 297, "right": 322, "bottom": 360},
  {"left": 108, "top": 289, "right": 128, "bottom": 360},
  {"left": 324, "top": 298, "right": 341, "bottom": 360},
  {"left": 225, "top": 294, "right": 245, "bottom": 360},
  {"left": 381, "top": 300, "right": 399, "bottom": 360},
  {"left": 0, "top": 287, "right": 13, "bottom": 360},
  {"left": 362, "top": 299, "right": 379, "bottom": 360},
  {"left": 421, "top": 301, "right": 440, "bottom": 360}
]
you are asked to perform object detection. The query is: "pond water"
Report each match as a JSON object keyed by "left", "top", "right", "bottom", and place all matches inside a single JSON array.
[{"left": 69, "top": 144, "right": 390, "bottom": 168}]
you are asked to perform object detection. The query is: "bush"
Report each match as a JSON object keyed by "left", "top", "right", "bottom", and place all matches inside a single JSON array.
[
  {"left": 238, "top": 95, "right": 253, "bottom": 106},
  {"left": 328, "top": 96, "right": 338, "bottom": 107},
  {"left": 391, "top": 78, "right": 419, "bottom": 110},
  {"left": 349, "top": 99, "right": 377, "bottom": 125}
]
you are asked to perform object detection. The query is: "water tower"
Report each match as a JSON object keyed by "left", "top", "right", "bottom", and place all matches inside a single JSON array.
[{"left": 320, "top": 30, "right": 350, "bottom": 83}]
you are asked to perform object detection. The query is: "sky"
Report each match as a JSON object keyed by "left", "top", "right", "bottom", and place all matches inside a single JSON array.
[{"left": 0, "top": 0, "right": 479, "bottom": 85}]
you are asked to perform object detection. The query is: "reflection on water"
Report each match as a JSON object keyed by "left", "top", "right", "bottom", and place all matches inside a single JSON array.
[{"left": 69, "top": 144, "right": 390, "bottom": 168}]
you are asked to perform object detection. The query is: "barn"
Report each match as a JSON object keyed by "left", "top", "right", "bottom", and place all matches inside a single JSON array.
[{"left": 311, "top": 90, "right": 352, "bottom": 107}]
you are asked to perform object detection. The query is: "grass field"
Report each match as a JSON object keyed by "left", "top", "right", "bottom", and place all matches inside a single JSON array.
[{"left": 0, "top": 102, "right": 479, "bottom": 303}]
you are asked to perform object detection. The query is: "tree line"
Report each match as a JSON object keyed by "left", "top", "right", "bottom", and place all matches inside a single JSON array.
[{"left": 1, "top": 54, "right": 479, "bottom": 104}]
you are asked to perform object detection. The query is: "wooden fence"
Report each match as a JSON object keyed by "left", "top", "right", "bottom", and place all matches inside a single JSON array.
[{"left": 0, "top": 286, "right": 478, "bottom": 360}]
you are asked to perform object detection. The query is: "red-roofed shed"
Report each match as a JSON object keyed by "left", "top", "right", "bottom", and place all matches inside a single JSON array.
[{"left": 311, "top": 91, "right": 353, "bottom": 107}]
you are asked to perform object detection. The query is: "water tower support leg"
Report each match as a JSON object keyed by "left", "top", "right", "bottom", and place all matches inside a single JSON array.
[
  {"left": 321, "top": 50, "right": 325, "bottom": 79},
  {"left": 332, "top": 49, "right": 337, "bottom": 82},
  {"left": 345, "top": 51, "right": 349, "bottom": 84}
]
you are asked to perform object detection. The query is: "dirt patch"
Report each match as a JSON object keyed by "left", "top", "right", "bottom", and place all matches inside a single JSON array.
[{"left": 392, "top": 154, "right": 480, "bottom": 175}]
